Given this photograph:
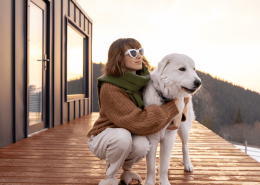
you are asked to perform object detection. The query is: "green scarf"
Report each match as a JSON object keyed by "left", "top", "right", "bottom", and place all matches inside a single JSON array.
[{"left": 97, "top": 66, "right": 151, "bottom": 110}]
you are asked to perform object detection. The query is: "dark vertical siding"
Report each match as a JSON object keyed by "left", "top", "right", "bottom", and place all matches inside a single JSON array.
[
  {"left": 84, "top": 99, "right": 86, "bottom": 115},
  {"left": 89, "top": 23, "right": 93, "bottom": 112},
  {"left": 53, "top": 0, "right": 61, "bottom": 126},
  {"left": 88, "top": 99, "right": 90, "bottom": 114},
  {"left": 81, "top": 14, "right": 84, "bottom": 29},
  {"left": 69, "top": 1, "right": 74, "bottom": 21},
  {"left": 69, "top": 102, "right": 74, "bottom": 121},
  {"left": 62, "top": 0, "right": 68, "bottom": 123},
  {"left": 60, "top": 0, "right": 64, "bottom": 125},
  {"left": 11, "top": 0, "right": 16, "bottom": 144},
  {"left": 75, "top": 7, "right": 80, "bottom": 26},
  {"left": 14, "top": 0, "right": 27, "bottom": 141},
  {"left": 80, "top": 99, "right": 83, "bottom": 116},
  {"left": 0, "top": 0, "right": 13, "bottom": 148},
  {"left": 65, "top": 0, "right": 92, "bottom": 122},
  {"left": 75, "top": 100, "right": 79, "bottom": 119},
  {"left": 85, "top": 18, "right": 88, "bottom": 33},
  {"left": 0, "top": 0, "right": 92, "bottom": 149},
  {"left": 51, "top": 0, "right": 55, "bottom": 128},
  {"left": 88, "top": 21, "right": 90, "bottom": 35},
  {"left": 63, "top": 102, "right": 68, "bottom": 123},
  {"left": 67, "top": 101, "right": 70, "bottom": 121},
  {"left": 85, "top": 99, "right": 89, "bottom": 115},
  {"left": 47, "top": 0, "right": 54, "bottom": 129}
]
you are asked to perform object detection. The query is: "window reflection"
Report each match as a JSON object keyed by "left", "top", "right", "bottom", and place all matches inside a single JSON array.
[{"left": 67, "top": 25, "right": 84, "bottom": 95}]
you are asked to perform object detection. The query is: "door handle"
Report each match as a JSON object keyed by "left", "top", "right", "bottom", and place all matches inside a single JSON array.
[
  {"left": 37, "top": 59, "right": 49, "bottom": 61},
  {"left": 37, "top": 59, "right": 49, "bottom": 71},
  {"left": 37, "top": 55, "right": 49, "bottom": 71}
]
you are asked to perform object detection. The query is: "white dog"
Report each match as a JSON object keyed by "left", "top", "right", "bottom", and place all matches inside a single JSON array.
[{"left": 143, "top": 53, "right": 201, "bottom": 185}]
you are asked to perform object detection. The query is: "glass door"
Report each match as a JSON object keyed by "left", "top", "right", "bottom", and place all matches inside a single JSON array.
[{"left": 28, "top": 0, "right": 47, "bottom": 135}]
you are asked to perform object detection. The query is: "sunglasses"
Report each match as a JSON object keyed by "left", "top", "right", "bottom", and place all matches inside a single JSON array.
[{"left": 124, "top": 48, "right": 144, "bottom": 58}]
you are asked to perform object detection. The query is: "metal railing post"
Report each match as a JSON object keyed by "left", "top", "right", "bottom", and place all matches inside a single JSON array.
[{"left": 245, "top": 140, "right": 247, "bottom": 154}]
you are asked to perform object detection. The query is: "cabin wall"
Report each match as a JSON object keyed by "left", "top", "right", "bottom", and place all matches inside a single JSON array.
[{"left": 0, "top": 0, "right": 93, "bottom": 148}]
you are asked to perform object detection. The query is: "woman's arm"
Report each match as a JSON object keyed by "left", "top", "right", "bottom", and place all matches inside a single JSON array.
[
  {"left": 100, "top": 83, "right": 180, "bottom": 136},
  {"left": 167, "top": 97, "right": 190, "bottom": 130}
]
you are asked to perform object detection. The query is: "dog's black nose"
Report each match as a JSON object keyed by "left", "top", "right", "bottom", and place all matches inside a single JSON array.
[{"left": 194, "top": 79, "right": 201, "bottom": 88}]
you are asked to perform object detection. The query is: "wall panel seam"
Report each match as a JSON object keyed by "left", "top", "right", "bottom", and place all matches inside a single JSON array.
[
  {"left": 24, "top": 0, "right": 28, "bottom": 136},
  {"left": 91, "top": 23, "right": 93, "bottom": 112},
  {"left": 46, "top": 0, "right": 52, "bottom": 129},
  {"left": 79, "top": 11, "right": 81, "bottom": 27},
  {"left": 79, "top": 100, "right": 81, "bottom": 117},
  {"left": 52, "top": 0, "right": 55, "bottom": 127},
  {"left": 12, "top": 0, "right": 16, "bottom": 143},
  {"left": 61, "top": 0, "right": 63, "bottom": 124},
  {"left": 83, "top": 16, "right": 85, "bottom": 31},
  {"left": 74, "top": 4, "right": 76, "bottom": 22},
  {"left": 74, "top": 101, "right": 75, "bottom": 119},
  {"left": 68, "top": 102, "right": 70, "bottom": 121},
  {"left": 68, "top": 0, "right": 70, "bottom": 17}
]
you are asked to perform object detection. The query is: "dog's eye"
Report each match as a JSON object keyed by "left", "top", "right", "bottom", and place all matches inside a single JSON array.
[{"left": 179, "top": 67, "right": 186, "bottom": 71}]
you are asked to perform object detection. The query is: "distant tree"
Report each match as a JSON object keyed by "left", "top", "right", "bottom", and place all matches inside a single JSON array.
[
  {"left": 254, "top": 120, "right": 260, "bottom": 132},
  {"left": 234, "top": 108, "right": 243, "bottom": 124},
  {"left": 93, "top": 62, "right": 105, "bottom": 112},
  {"left": 219, "top": 123, "right": 260, "bottom": 146},
  {"left": 68, "top": 77, "right": 83, "bottom": 94},
  {"left": 203, "top": 113, "right": 213, "bottom": 130},
  {"left": 192, "top": 70, "right": 260, "bottom": 145}
]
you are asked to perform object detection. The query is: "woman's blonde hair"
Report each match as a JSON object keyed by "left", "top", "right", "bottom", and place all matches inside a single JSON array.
[{"left": 102, "top": 38, "right": 151, "bottom": 77}]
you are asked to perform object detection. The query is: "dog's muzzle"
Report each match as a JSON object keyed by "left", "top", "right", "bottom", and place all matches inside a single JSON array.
[
  {"left": 181, "top": 80, "right": 201, "bottom": 94},
  {"left": 194, "top": 79, "right": 201, "bottom": 88}
]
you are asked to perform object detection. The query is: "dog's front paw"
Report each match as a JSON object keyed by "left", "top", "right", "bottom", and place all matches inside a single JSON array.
[{"left": 182, "top": 161, "right": 193, "bottom": 172}]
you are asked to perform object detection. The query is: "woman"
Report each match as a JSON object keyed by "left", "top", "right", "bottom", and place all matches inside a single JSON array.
[{"left": 87, "top": 38, "right": 184, "bottom": 185}]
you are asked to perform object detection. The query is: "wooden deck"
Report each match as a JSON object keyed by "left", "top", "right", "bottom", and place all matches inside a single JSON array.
[{"left": 0, "top": 113, "right": 260, "bottom": 185}]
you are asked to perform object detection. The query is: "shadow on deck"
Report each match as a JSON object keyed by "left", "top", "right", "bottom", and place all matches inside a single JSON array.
[{"left": 0, "top": 113, "right": 260, "bottom": 184}]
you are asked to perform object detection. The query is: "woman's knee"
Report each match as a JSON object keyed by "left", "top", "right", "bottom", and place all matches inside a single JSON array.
[
  {"left": 132, "top": 136, "right": 150, "bottom": 158},
  {"left": 113, "top": 128, "right": 132, "bottom": 152}
]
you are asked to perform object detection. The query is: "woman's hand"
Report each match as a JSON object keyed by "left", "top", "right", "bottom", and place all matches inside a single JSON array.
[
  {"left": 167, "top": 113, "right": 182, "bottom": 130},
  {"left": 166, "top": 98, "right": 184, "bottom": 130}
]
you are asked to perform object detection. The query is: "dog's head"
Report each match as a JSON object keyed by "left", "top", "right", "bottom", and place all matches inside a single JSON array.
[{"left": 151, "top": 53, "right": 201, "bottom": 99}]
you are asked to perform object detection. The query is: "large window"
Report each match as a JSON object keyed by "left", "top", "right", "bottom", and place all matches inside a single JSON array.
[{"left": 67, "top": 24, "right": 86, "bottom": 100}]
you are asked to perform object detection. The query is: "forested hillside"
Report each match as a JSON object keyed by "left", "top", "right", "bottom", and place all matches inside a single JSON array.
[
  {"left": 193, "top": 70, "right": 260, "bottom": 131},
  {"left": 93, "top": 63, "right": 260, "bottom": 146},
  {"left": 193, "top": 70, "right": 260, "bottom": 146},
  {"left": 93, "top": 62, "right": 104, "bottom": 112}
]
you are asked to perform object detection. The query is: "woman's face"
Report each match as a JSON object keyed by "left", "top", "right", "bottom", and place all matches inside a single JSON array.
[{"left": 123, "top": 48, "right": 143, "bottom": 74}]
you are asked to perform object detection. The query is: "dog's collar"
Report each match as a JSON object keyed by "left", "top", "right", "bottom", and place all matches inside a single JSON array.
[{"left": 156, "top": 89, "right": 172, "bottom": 104}]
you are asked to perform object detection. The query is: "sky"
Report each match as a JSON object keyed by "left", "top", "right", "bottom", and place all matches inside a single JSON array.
[{"left": 77, "top": 0, "right": 260, "bottom": 94}]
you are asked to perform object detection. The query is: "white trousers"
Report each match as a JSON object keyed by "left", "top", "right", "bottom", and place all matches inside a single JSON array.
[{"left": 88, "top": 128, "right": 151, "bottom": 178}]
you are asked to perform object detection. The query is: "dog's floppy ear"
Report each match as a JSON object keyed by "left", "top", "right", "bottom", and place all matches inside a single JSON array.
[
  {"left": 157, "top": 57, "right": 170, "bottom": 76},
  {"left": 152, "top": 56, "right": 171, "bottom": 90}
]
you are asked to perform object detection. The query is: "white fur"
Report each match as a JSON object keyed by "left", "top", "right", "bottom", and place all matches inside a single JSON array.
[{"left": 143, "top": 53, "right": 201, "bottom": 185}]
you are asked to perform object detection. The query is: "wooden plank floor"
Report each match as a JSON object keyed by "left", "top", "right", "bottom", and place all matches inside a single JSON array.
[{"left": 0, "top": 113, "right": 260, "bottom": 185}]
